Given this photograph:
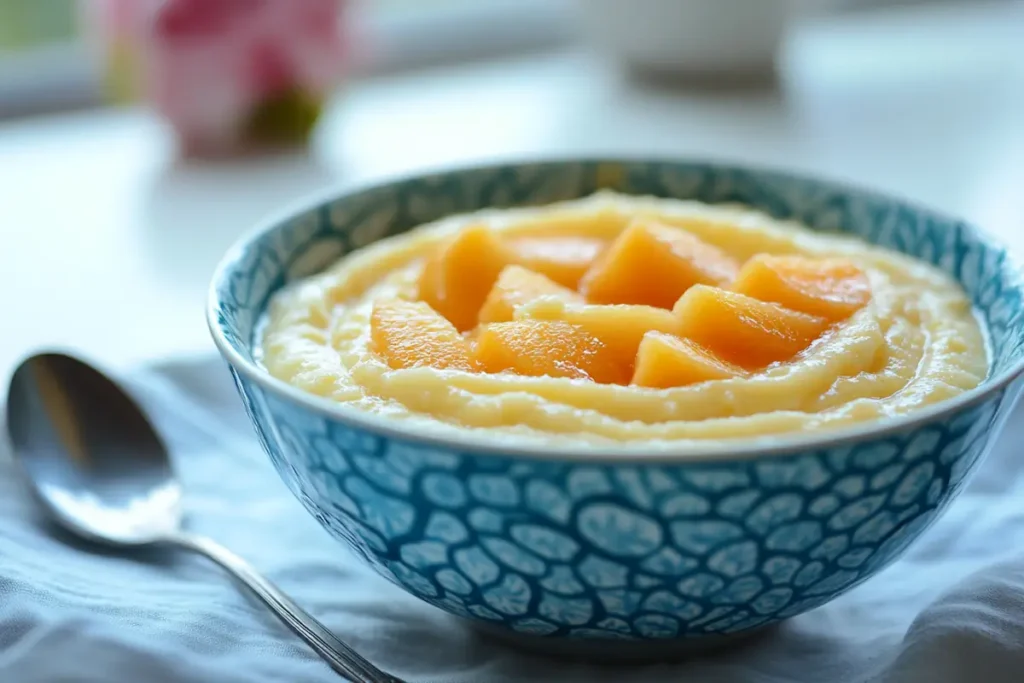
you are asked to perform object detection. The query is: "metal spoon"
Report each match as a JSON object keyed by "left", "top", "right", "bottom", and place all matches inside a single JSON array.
[{"left": 5, "top": 352, "right": 404, "bottom": 683}]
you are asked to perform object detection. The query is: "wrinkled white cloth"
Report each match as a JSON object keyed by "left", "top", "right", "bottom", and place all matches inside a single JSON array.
[{"left": 2, "top": 355, "right": 1024, "bottom": 683}]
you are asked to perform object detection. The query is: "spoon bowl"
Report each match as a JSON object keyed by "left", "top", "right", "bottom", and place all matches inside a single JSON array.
[{"left": 6, "top": 353, "right": 181, "bottom": 546}]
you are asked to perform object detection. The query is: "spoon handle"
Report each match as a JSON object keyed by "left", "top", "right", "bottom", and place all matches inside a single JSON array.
[{"left": 167, "top": 531, "right": 404, "bottom": 683}]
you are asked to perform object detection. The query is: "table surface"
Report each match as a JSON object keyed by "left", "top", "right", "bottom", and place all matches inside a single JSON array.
[{"left": 1, "top": 1, "right": 1022, "bottom": 379}]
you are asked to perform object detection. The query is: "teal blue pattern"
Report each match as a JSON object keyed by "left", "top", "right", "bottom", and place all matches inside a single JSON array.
[{"left": 209, "top": 160, "right": 1024, "bottom": 642}]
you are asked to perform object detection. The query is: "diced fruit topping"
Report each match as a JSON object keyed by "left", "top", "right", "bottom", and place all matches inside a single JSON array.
[
  {"left": 417, "top": 225, "right": 512, "bottom": 331},
  {"left": 370, "top": 298, "right": 473, "bottom": 371},
  {"left": 732, "top": 254, "right": 871, "bottom": 321},
  {"left": 508, "top": 236, "right": 608, "bottom": 288},
  {"left": 631, "top": 331, "right": 743, "bottom": 388},
  {"left": 394, "top": 218, "right": 870, "bottom": 387},
  {"left": 579, "top": 219, "right": 739, "bottom": 309},
  {"left": 673, "top": 285, "right": 830, "bottom": 370},
  {"left": 471, "top": 320, "right": 630, "bottom": 384},
  {"left": 478, "top": 265, "right": 583, "bottom": 324},
  {"left": 518, "top": 301, "right": 680, "bottom": 374}
]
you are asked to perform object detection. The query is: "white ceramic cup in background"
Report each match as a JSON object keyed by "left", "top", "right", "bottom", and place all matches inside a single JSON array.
[{"left": 576, "top": 0, "right": 817, "bottom": 80}]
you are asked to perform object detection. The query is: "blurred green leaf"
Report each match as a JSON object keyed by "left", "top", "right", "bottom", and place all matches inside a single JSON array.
[{"left": 0, "top": 0, "right": 77, "bottom": 51}]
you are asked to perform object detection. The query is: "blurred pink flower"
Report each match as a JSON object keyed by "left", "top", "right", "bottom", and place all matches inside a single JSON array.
[{"left": 144, "top": 0, "right": 349, "bottom": 153}]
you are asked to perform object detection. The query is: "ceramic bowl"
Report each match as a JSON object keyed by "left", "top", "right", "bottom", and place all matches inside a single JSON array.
[
  {"left": 576, "top": 0, "right": 795, "bottom": 79},
  {"left": 208, "top": 159, "right": 1024, "bottom": 657}
]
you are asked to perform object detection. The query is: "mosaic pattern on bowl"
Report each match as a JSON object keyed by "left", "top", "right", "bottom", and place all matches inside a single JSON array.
[{"left": 211, "top": 160, "right": 1024, "bottom": 639}]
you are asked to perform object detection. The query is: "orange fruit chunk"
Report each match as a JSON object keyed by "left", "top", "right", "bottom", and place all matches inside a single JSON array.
[
  {"left": 507, "top": 236, "right": 608, "bottom": 288},
  {"left": 370, "top": 298, "right": 473, "bottom": 371},
  {"left": 418, "top": 225, "right": 512, "bottom": 331},
  {"left": 519, "top": 301, "right": 680, "bottom": 374},
  {"left": 478, "top": 265, "right": 583, "bottom": 324},
  {"left": 472, "top": 320, "right": 629, "bottom": 384},
  {"left": 579, "top": 219, "right": 740, "bottom": 309},
  {"left": 631, "top": 331, "right": 743, "bottom": 388},
  {"left": 674, "top": 285, "right": 830, "bottom": 370},
  {"left": 733, "top": 254, "right": 871, "bottom": 322}
]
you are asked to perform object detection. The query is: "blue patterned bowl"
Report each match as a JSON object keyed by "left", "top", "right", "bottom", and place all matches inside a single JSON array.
[{"left": 208, "top": 159, "right": 1024, "bottom": 655}]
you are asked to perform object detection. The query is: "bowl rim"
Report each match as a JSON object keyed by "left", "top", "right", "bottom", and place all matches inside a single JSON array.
[{"left": 207, "top": 155, "right": 1024, "bottom": 464}]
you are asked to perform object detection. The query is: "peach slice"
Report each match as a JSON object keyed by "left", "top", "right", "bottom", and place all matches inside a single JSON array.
[
  {"left": 507, "top": 236, "right": 608, "bottom": 288},
  {"left": 478, "top": 265, "right": 583, "bottom": 324},
  {"left": 674, "top": 285, "right": 830, "bottom": 369},
  {"left": 370, "top": 298, "right": 473, "bottom": 371},
  {"left": 579, "top": 219, "right": 740, "bottom": 309},
  {"left": 518, "top": 300, "right": 680, "bottom": 373},
  {"left": 472, "top": 320, "right": 629, "bottom": 384},
  {"left": 733, "top": 254, "right": 871, "bottom": 322},
  {"left": 631, "top": 331, "right": 743, "bottom": 388},
  {"left": 417, "top": 225, "right": 512, "bottom": 331}
]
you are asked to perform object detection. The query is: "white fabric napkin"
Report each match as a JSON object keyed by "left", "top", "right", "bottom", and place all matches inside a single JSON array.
[{"left": 2, "top": 355, "right": 1024, "bottom": 683}]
